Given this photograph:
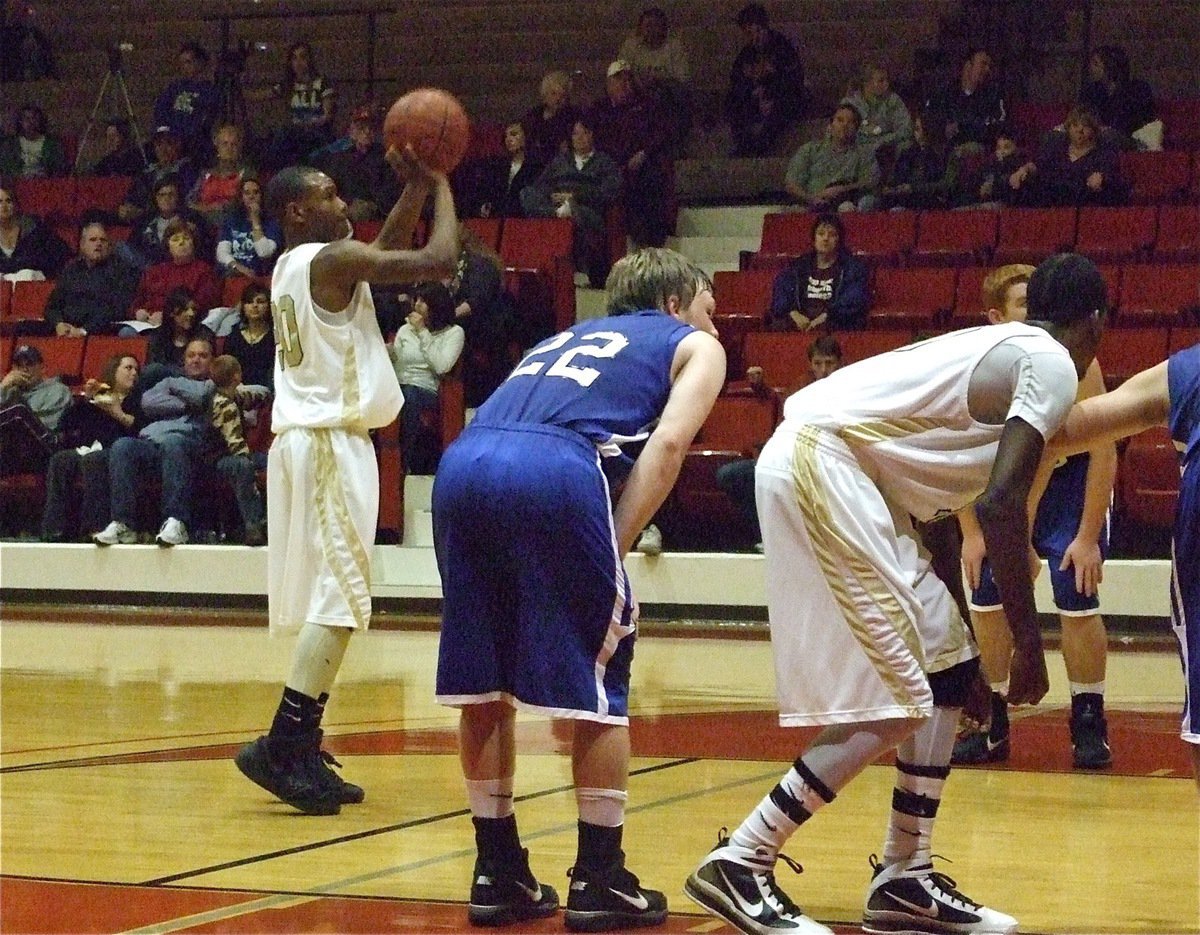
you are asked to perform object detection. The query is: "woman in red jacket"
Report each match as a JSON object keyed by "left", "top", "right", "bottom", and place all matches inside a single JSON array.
[{"left": 129, "top": 217, "right": 221, "bottom": 325}]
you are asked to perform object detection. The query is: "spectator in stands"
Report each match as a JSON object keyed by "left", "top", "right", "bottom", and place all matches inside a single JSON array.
[
  {"left": 841, "top": 62, "right": 913, "bottom": 154},
  {"left": 474, "top": 122, "right": 541, "bottom": 219},
  {"left": 129, "top": 219, "right": 221, "bottom": 325},
  {"left": 0, "top": 0, "right": 55, "bottom": 81},
  {"left": 316, "top": 107, "right": 399, "bottom": 221},
  {"left": 153, "top": 42, "right": 218, "bottom": 156},
  {"left": 974, "top": 124, "right": 1027, "bottom": 207},
  {"left": 93, "top": 336, "right": 215, "bottom": 547},
  {"left": 208, "top": 354, "right": 267, "bottom": 546},
  {"left": 259, "top": 41, "right": 336, "bottom": 168},
  {"left": 0, "top": 343, "right": 71, "bottom": 477},
  {"left": 520, "top": 117, "right": 622, "bottom": 288},
  {"left": 726, "top": 2, "right": 806, "bottom": 156},
  {"left": 589, "top": 58, "right": 673, "bottom": 248},
  {"left": 44, "top": 221, "right": 141, "bottom": 337},
  {"left": 125, "top": 175, "right": 211, "bottom": 269},
  {"left": 1007, "top": 104, "right": 1128, "bottom": 207},
  {"left": 718, "top": 336, "right": 843, "bottom": 550},
  {"left": 521, "top": 70, "right": 582, "bottom": 166},
  {"left": 927, "top": 48, "right": 1007, "bottom": 151},
  {"left": 617, "top": 6, "right": 692, "bottom": 153},
  {"left": 0, "top": 179, "right": 72, "bottom": 279},
  {"left": 188, "top": 123, "right": 254, "bottom": 226},
  {"left": 40, "top": 353, "right": 140, "bottom": 541},
  {"left": 0, "top": 105, "right": 67, "bottom": 178},
  {"left": 117, "top": 126, "right": 199, "bottom": 226},
  {"left": 448, "top": 222, "right": 512, "bottom": 407},
  {"left": 144, "top": 287, "right": 217, "bottom": 369},
  {"left": 766, "top": 212, "right": 870, "bottom": 331},
  {"left": 222, "top": 281, "right": 274, "bottom": 390},
  {"left": 389, "top": 281, "right": 464, "bottom": 475},
  {"left": 1080, "top": 45, "right": 1158, "bottom": 150},
  {"left": 87, "top": 119, "right": 145, "bottom": 177},
  {"left": 881, "top": 110, "right": 962, "bottom": 211},
  {"left": 784, "top": 103, "right": 880, "bottom": 212},
  {"left": 216, "top": 176, "right": 280, "bottom": 278}
]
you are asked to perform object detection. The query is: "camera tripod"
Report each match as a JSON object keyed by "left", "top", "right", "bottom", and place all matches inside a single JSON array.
[{"left": 72, "top": 45, "right": 149, "bottom": 175}]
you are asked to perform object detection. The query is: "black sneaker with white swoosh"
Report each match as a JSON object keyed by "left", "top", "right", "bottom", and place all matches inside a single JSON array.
[
  {"left": 467, "top": 849, "right": 559, "bottom": 926},
  {"left": 684, "top": 828, "right": 832, "bottom": 934},
  {"left": 564, "top": 853, "right": 667, "bottom": 931},
  {"left": 862, "top": 855, "right": 1017, "bottom": 934}
]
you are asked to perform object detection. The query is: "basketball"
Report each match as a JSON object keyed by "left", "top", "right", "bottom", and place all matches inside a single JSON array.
[{"left": 383, "top": 88, "right": 471, "bottom": 174}]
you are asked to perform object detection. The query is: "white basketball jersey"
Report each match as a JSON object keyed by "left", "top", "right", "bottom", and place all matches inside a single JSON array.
[
  {"left": 780, "top": 322, "right": 1079, "bottom": 521},
  {"left": 270, "top": 242, "right": 404, "bottom": 432}
]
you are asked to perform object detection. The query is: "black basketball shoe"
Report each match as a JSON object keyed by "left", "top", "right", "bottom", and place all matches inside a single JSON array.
[
  {"left": 564, "top": 852, "right": 667, "bottom": 931},
  {"left": 1070, "top": 692, "right": 1113, "bottom": 769},
  {"left": 468, "top": 848, "right": 559, "bottom": 926},
  {"left": 863, "top": 855, "right": 1017, "bottom": 934},
  {"left": 951, "top": 692, "right": 1010, "bottom": 765},
  {"left": 234, "top": 731, "right": 342, "bottom": 815}
]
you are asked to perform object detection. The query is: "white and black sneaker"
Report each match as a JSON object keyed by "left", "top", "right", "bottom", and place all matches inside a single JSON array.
[
  {"left": 863, "top": 855, "right": 1017, "bottom": 934},
  {"left": 155, "top": 517, "right": 188, "bottom": 547},
  {"left": 684, "top": 829, "right": 831, "bottom": 934},
  {"left": 565, "top": 852, "right": 667, "bottom": 931},
  {"left": 468, "top": 848, "right": 559, "bottom": 927},
  {"left": 93, "top": 520, "right": 136, "bottom": 546}
]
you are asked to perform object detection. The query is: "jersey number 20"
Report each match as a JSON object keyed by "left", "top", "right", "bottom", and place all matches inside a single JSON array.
[{"left": 509, "top": 331, "right": 630, "bottom": 388}]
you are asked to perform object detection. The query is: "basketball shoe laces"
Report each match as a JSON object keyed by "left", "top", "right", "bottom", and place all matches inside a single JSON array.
[
  {"left": 871, "top": 854, "right": 983, "bottom": 914},
  {"left": 716, "top": 828, "right": 807, "bottom": 919}
]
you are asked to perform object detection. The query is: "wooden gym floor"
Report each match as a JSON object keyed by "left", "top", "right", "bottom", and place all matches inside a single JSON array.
[{"left": 1, "top": 612, "right": 1196, "bottom": 934}]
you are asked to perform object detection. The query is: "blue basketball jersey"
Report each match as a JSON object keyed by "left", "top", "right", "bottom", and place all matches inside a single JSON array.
[
  {"left": 472, "top": 311, "right": 694, "bottom": 449},
  {"left": 1167, "top": 343, "right": 1200, "bottom": 742}
]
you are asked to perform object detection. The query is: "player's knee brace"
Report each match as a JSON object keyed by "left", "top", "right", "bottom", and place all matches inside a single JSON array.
[{"left": 930, "top": 657, "right": 980, "bottom": 708}]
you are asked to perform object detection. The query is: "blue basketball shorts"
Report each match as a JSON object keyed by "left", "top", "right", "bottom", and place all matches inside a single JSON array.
[
  {"left": 1171, "top": 460, "right": 1198, "bottom": 744},
  {"left": 432, "top": 423, "right": 637, "bottom": 724}
]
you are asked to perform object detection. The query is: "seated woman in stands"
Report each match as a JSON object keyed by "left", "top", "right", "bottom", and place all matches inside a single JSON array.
[
  {"left": 388, "top": 281, "right": 464, "bottom": 475},
  {"left": 40, "top": 353, "right": 140, "bottom": 542},
  {"left": 145, "top": 287, "right": 217, "bottom": 370},
  {"left": 1079, "top": 45, "right": 1158, "bottom": 149},
  {"left": 86, "top": 119, "right": 145, "bottom": 178},
  {"left": 0, "top": 105, "right": 67, "bottom": 178},
  {"left": 880, "top": 110, "right": 963, "bottom": 211},
  {"left": 521, "top": 70, "right": 581, "bottom": 166},
  {"left": 216, "top": 176, "right": 280, "bottom": 279},
  {"left": 766, "top": 212, "right": 870, "bottom": 332},
  {"left": 128, "top": 218, "right": 221, "bottom": 326},
  {"left": 474, "top": 122, "right": 542, "bottom": 219},
  {"left": 124, "top": 175, "right": 212, "bottom": 270},
  {"left": 222, "top": 281, "right": 275, "bottom": 390},
  {"left": 0, "top": 179, "right": 72, "bottom": 280},
  {"left": 1007, "top": 105, "right": 1129, "bottom": 207}
]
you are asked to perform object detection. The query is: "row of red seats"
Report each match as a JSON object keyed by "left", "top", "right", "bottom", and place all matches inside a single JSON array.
[
  {"left": 1008, "top": 98, "right": 1200, "bottom": 151},
  {"left": 747, "top": 204, "right": 1200, "bottom": 270}
]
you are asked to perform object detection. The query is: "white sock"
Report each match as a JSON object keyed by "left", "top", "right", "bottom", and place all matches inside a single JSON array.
[
  {"left": 465, "top": 777, "right": 515, "bottom": 819},
  {"left": 1070, "top": 681, "right": 1105, "bottom": 696},
  {"left": 729, "top": 759, "right": 835, "bottom": 865},
  {"left": 575, "top": 787, "right": 627, "bottom": 827},
  {"left": 286, "top": 623, "right": 352, "bottom": 699},
  {"left": 990, "top": 679, "right": 1010, "bottom": 699}
]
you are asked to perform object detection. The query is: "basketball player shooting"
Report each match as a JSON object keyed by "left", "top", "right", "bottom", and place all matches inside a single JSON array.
[{"left": 234, "top": 146, "right": 459, "bottom": 816}]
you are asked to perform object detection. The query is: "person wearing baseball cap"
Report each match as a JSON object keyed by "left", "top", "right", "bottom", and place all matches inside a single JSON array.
[{"left": 0, "top": 342, "right": 71, "bottom": 478}]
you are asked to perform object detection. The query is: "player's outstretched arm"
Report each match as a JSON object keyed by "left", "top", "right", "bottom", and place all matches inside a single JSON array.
[
  {"left": 1050, "top": 360, "right": 1170, "bottom": 459},
  {"left": 1062, "top": 359, "right": 1117, "bottom": 596},
  {"left": 612, "top": 332, "right": 726, "bottom": 557},
  {"left": 975, "top": 416, "right": 1049, "bottom": 705}
]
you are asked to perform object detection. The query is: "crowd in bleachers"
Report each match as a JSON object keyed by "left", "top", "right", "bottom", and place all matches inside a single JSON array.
[{"left": 0, "top": 0, "right": 1197, "bottom": 550}]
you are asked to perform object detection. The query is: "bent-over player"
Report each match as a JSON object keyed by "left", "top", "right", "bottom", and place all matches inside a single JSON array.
[
  {"left": 433, "top": 248, "right": 725, "bottom": 930},
  {"left": 234, "top": 152, "right": 458, "bottom": 815},
  {"left": 685, "top": 253, "right": 1108, "bottom": 935}
]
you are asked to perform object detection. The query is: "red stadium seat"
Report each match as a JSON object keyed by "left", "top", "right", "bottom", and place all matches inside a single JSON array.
[
  {"left": 9, "top": 335, "right": 85, "bottom": 382},
  {"left": 1117, "top": 426, "right": 1179, "bottom": 532},
  {"left": 669, "top": 449, "right": 757, "bottom": 550},
  {"left": 712, "top": 269, "right": 777, "bottom": 319},
  {"left": 74, "top": 176, "right": 134, "bottom": 218},
  {"left": 838, "top": 328, "right": 916, "bottom": 362},
  {"left": 696, "top": 393, "right": 781, "bottom": 453},
  {"left": 1154, "top": 204, "right": 1200, "bottom": 262},
  {"left": 463, "top": 216, "right": 502, "bottom": 251},
  {"left": 1160, "top": 99, "right": 1200, "bottom": 151},
  {"left": 759, "top": 212, "right": 811, "bottom": 256},
  {"left": 1009, "top": 101, "right": 1069, "bottom": 148},
  {"left": 499, "top": 217, "right": 575, "bottom": 336},
  {"left": 1119, "top": 151, "right": 1192, "bottom": 204},
  {"left": 352, "top": 219, "right": 383, "bottom": 243},
  {"left": 839, "top": 211, "right": 916, "bottom": 266},
  {"left": 869, "top": 267, "right": 955, "bottom": 328},
  {"left": 8, "top": 279, "right": 56, "bottom": 321},
  {"left": 81, "top": 335, "right": 149, "bottom": 379},
  {"left": 950, "top": 266, "right": 990, "bottom": 328},
  {"left": 221, "top": 275, "right": 270, "bottom": 308},
  {"left": 1096, "top": 326, "right": 1170, "bottom": 387},
  {"left": 0, "top": 280, "right": 10, "bottom": 320},
  {"left": 1170, "top": 326, "right": 1200, "bottom": 354},
  {"left": 711, "top": 313, "right": 764, "bottom": 380},
  {"left": 12, "top": 177, "right": 74, "bottom": 222},
  {"left": 1117, "top": 264, "right": 1200, "bottom": 325},
  {"left": 912, "top": 209, "right": 998, "bottom": 266},
  {"left": 994, "top": 207, "right": 1076, "bottom": 264},
  {"left": 1075, "top": 206, "right": 1157, "bottom": 263}
]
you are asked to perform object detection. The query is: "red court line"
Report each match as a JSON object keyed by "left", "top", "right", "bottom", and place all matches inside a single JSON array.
[
  {"left": 6, "top": 709, "right": 1189, "bottom": 779},
  {"left": 1, "top": 877, "right": 868, "bottom": 934}
]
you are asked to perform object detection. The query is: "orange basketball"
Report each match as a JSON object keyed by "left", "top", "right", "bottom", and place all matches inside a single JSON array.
[{"left": 383, "top": 88, "right": 471, "bottom": 174}]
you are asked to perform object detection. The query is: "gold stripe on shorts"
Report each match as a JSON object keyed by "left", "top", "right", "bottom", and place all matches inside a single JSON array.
[
  {"left": 791, "top": 426, "right": 924, "bottom": 711},
  {"left": 837, "top": 417, "right": 942, "bottom": 446},
  {"left": 313, "top": 430, "right": 372, "bottom": 628},
  {"left": 341, "top": 342, "right": 365, "bottom": 430}
]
